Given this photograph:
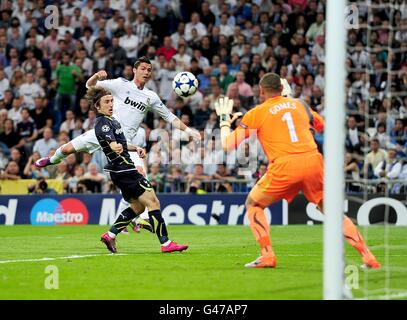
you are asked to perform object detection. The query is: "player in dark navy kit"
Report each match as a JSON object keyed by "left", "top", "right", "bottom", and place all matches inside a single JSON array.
[{"left": 87, "top": 86, "right": 189, "bottom": 254}]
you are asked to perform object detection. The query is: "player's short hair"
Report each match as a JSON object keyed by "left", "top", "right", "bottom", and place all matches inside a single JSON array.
[
  {"left": 134, "top": 56, "right": 152, "bottom": 69},
  {"left": 85, "top": 86, "right": 112, "bottom": 111},
  {"left": 259, "top": 73, "right": 282, "bottom": 92}
]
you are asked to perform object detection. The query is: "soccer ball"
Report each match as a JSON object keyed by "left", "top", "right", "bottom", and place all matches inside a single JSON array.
[{"left": 172, "top": 71, "right": 199, "bottom": 97}]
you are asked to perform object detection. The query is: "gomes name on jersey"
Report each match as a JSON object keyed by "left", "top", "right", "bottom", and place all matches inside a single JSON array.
[{"left": 124, "top": 96, "right": 147, "bottom": 112}]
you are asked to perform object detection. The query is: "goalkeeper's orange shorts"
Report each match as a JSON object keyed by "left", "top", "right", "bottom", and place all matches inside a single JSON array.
[{"left": 249, "top": 151, "right": 324, "bottom": 207}]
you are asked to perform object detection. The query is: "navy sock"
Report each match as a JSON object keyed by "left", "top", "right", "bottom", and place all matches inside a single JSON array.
[
  {"left": 148, "top": 209, "right": 169, "bottom": 244},
  {"left": 109, "top": 207, "right": 137, "bottom": 235}
]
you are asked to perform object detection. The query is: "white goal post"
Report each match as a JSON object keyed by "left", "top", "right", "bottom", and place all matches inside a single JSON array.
[{"left": 323, "top": 0, "right": 347, "bottom": 300}]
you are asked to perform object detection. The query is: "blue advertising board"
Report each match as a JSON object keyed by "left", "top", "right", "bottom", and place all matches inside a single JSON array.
[{"left": 0, "top": 194, "right": 286, "bottom": 226}]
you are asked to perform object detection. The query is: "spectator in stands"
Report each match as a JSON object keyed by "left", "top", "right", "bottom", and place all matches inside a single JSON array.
[
  {"left": 156, "top": 58, "right": 177, "bottom": 103},
  {"left": 194, "top": 97, "right": 211, "bottom": 130},
  {"left": 173, "top": 44, "right": 191, "bottom": 72},
  {"left": 205, "top": 111, "right": 218, "bottom": 131},
  {"left": 218, "top": 63, "right": 235, "bottom": 93},
  {"left": 390, "top": 118, "right": 406, "bottom": 149},
  {"left": 75, "top": 97, "right": 90, "bottom": 122},
  {"left": 32, "top": 127, "right": 58, "bottom": 158},
  {"left": 148, "top": 163, "right": 165, "bottom": 192},
  {"left": 374, "top": 148, "right": 402, "bottom": 193},
  {"left": 60, "top": 110, "right": 76, "bottom": 133},
  {"left": 0, "top": 147, "right": 9, "bottom": 170},
  {"left": 344, "top": 152, "right": 361, "bottom": 192},
  {"left": 67, "top": 165, "right": 85, "bottom": 193},
  {"left": 251, "top": 34, "right": 267, "bottom": 56},
  {"left": 41, "top": 28, "right": 59, "bottom": 58},
  {"left": 197, "top": 66, "right": 213, "bottom": 94},
  {"left": 16, "top": 107, "right": 37, "bottom": 154},
  {"left": 253, "top": 162, "right": 267, "bottom": 183},
  {"left": 199, "top": 1, "right": 216, "bottom": 32},
  {"left": 70, "top": 118, "right": 85, "bottom": 140},
  {"left": 173, "top": 97, "right": 194, "bottom": 123},
  {"left": 186, "top": 164, "right": 211, "bottom": 187},
  {"left": 23, "top": 151, "right": 50, "bottom": 179},
  {"left": 80, "top": 27, "right": 96, "bottom": 56},
  {"left": 9, "top": 147, "right": 24, "bottom": 175},
  {"left": 54, "top": 160, "right": 71, "bottom": 187},
  {"left": 0, "top": 160, "right": 21, "bottom": 180},
  {"left": 2, "top": 90, "right": 14, "bottom": 111},
  {"left": 83, "top": 109, "right": 97, "bottom": 131},
  {"left": 189, "top": 57, "right": 203, "bottom": 77},
  {"left": 213, "top": 162, "right": 233, "bottom": 180},
  {"left": 363, "top": 138, "right": 388, "bottom": 179},
  {"left": 106, "top": 36, "right": 128, "bottom": 77},
  {"left": 156, "top": 36, "right": 177, "bottom": 62},
  {"left": 185, "top": 13, "right": 207, "bottom": 41},
  {"left": 30, "top": 96, "right": 52, "bottom": 137},
  {"left": 187, "top": 180, "right": 207, "bottom": 194},
  {"left": 226, "top": 82, "right": 252, "bottom": 110},
  {"left": 7, "top": 95, "right": 23, "bottom": 127},
  {"left": 134, "top": 12, "right": 152, "bottom": 55},
  {"left": 226, "top": 71, "right": 253, "bottom": 98},
  {"left": 374, "top": 122, "right": 393, "bottom": 150},
  {"left": 305, "top": 12, "right": 325, "bottom": 44},
  {"left": 27, "top": 177, "right": 57, "bottom": 194},
  {"left": 346, "top": 115, "right": 365, "bottom": 155},
  {"left": 164, "top": 165, "right": 185, "bottom": 192},
  {"left": 81, "top": 163, "right": 108, "bottom": 193},
  {"left": 219, "top": 13, "right": 234, "bottom": 38},
  {"left": 0, "top": 119, "right": 21, "bottom": 150},
  {"left": 4, "top": 57, "right": 21, "bottom": 80},
  {"left": 55, "top": 52, "right": 82, "bottom": 127},
  {"left": 148, "top": 141, "right": 169, "bottom": 167},
  {"left": 18, "top": 72, "right": 44, "bottom": 110}
]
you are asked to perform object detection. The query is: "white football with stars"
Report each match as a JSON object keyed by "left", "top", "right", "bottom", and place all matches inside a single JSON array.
[{"left": 172, "top": 71, "right": 199, "bottom": 97}]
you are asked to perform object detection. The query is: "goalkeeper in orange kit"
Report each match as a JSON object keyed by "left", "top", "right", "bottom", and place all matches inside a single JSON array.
[{"left": 215, "top": 73, "right": 380, "bottom": 269}]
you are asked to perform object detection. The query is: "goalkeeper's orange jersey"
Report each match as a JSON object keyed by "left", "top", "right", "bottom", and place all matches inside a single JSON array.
[{"left": 226, "top": 96, "right": 322, "bottom": 162}]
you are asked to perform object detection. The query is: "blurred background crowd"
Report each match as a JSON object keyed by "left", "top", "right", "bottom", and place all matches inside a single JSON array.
[{"left": 0, "top": 0, "right": 406, "bottom": 195}]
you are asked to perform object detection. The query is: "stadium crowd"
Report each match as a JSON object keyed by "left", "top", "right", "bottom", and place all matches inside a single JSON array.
[{"left": 0, "top": 0, "right": 406, "bottom": 195}]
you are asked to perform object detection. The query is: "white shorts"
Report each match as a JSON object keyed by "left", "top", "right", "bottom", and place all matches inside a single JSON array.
[
  {"left": 72, "top": 129, "right": 146, "bottom": 173},
  {"left": 71, "top": 129, "right": 101, "bottom": 154}
]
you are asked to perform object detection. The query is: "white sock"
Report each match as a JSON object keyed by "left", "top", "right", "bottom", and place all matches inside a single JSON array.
[
  {"left": 50, "top": 148, "right": 66, "bottom": 164},
  {"left": 162, "top": 240, "right": 171, "bottom": 246},
  {"left": 117, "top": 198, "right": 129, "bottom": 217},
  {"left": 108, "top": 231, "right": 116, "bottom": 238},
  {"left": 139, "top": 207, "right": 149, "bottom": 220}
]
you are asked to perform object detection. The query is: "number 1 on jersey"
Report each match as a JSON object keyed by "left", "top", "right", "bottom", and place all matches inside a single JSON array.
[{"left": 282, "top": 112, "right": 299, "bottom": 142}]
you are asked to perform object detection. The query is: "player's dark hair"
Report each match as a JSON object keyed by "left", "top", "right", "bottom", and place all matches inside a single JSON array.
[
  {"left": 134, "top": 56, "right": 152, "bottom": 69},
  {"left": 259, "top": 73, "right": 282, "bottom": 92},
  {"left": 85, "top": 86, "right": 112, "bottom": 111}
]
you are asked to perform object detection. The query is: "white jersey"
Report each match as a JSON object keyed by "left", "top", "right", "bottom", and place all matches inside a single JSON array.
[
  {"left": 70, "top": 78, "right": 175, "bottom": 156},
  {"left": 96, "top": 77, "right": 176, "bottom": 145}
]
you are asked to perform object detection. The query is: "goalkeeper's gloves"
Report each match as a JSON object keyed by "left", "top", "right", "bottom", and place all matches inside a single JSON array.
[
  {"left": 281, "top": 78, "right": 293, "bottom": 98},
  {"left": 215, "top": 96, "right": 234, "bottom": 128}
]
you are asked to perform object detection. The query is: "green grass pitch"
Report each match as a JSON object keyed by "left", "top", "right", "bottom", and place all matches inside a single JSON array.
[{"left": 0, "top": 225, "right": 406, "bottom": 300}]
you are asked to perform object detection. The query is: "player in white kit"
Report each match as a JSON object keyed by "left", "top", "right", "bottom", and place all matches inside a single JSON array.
[{"left": 35, "top": 56, "right": 200, "bottom": 231}]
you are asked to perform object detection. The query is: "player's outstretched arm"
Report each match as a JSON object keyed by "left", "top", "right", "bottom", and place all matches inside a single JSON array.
[
  {"left": 171, "top": 117, "right": 201, "bottom": 141},
  {"left": 127, "top": 143, "right": 146, "bottom": 158},
  {"left": 86, "top": 70, "right": 108, "bottom": 88}
]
